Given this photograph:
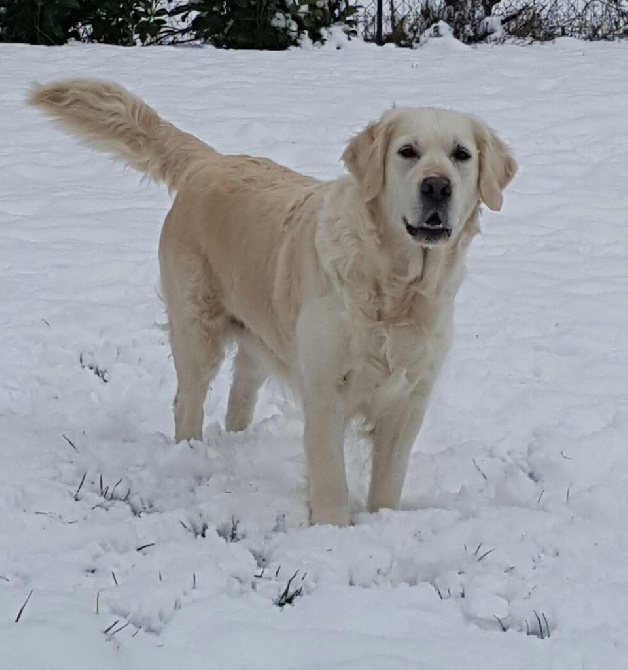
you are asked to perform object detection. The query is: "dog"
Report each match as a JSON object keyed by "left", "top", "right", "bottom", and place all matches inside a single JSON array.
[{"left": 29, "top": 79, "right": 516, "bottom": 526}]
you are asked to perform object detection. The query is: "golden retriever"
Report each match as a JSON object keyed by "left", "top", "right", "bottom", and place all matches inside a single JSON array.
[{"left": 28, "top": 79, "right": 516, "bottom": 526}]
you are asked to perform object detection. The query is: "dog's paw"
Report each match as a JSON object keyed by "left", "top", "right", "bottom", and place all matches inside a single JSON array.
[{"left": 308, "top": 504, "right": 351, "bottom": 527}]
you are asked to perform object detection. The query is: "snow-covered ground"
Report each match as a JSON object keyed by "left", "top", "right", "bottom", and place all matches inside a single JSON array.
[{"left": 1, "top": 35, "right": 627, "bottom": 669}]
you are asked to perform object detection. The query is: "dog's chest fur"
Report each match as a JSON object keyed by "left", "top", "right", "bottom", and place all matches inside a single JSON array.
[
  {"left": 343, "top": 272, "right": 456, "bottom": 420},
  {"left": 328, "top": 228, "right": 474, "bottom": 421}
]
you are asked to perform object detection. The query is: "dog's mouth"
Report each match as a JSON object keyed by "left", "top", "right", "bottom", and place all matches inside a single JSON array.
[{"left": 404, "top": 213, "right": 451, "bottom": 244}]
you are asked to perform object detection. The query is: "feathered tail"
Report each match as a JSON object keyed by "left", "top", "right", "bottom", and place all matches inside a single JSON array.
[{"left": 28, "top": 78, "right": 215, "bottom": 192}]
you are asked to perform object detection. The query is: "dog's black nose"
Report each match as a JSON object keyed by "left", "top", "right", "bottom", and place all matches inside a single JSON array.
[{"left": 420, "top": 176, "right": 452, "bottom": 204}]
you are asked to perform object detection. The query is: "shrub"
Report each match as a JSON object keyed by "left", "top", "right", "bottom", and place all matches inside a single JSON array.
[
  {"left": 0, "top": 0, "right": 79, "bottom": 45},
  {"left": 69, "top": 0, "right": 172, "bottom": 46},
  {"left": 497, "top": 0, "right": 628, "bottom": 42},
  {"left": 362, "top": 0, "right": 628, "bottom": 44},
  {"left": 178, "top": 0, "right": 357, "bottom": 50},
  {"left": 0, "top": 0, "right": 170, "bottom": 45},
  {"left": 0, "top": 0, "right": 357, "bottom": 48}
]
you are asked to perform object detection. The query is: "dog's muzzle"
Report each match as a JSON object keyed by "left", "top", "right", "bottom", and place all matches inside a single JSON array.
[{"left": 404, "top": 175, "right": 453, "bottom": 244}]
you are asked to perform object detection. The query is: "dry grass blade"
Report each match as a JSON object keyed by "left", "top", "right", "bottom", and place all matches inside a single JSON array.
[
  {"left": 493, "top": 615, "right": 507, "bottom": 632},
  {"left": 62, "top": 434, "right": 78, "bottom": 451},
  {"left": 15, "top": 590, "right": 34, "bottom": 623},
  {"left": 73, "top": 472, "right": 87, "bottom": 501},
  {"left": 103, "top": 619, "right": 120, "bottom": 635},
  {"left": 274, "top": 570, "right": 305, "bottom": 608}
]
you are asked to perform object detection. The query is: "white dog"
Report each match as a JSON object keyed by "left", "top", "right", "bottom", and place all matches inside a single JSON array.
[{"left": 29, "top": 79, "right": 516, "bottom": 526}]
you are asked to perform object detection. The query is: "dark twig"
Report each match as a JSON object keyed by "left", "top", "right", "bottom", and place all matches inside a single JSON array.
[
  {"left": 494, "top": 615, "right": 507, "bottom": 632},
  {"left": 533, "top": 610, "right": 545, "bottom": 639},
  {"left": 62, "top": 434, "right": 78, "bottom": 451},
  {"left": 73, "top": 472, "right": 87, "bottom": 501},
  {"left": 108, "top": 621, "right": 131, "bottom": 637},
  {"left": 274, "top": 571, "right": 305, "bottom": 608},
  {"left": 477, "top": 547, "right": 496, "bottom": 562},
  {"left": 15, "top": 590, "right": 34, "bottom": 622},
  {"left": 472, "top": 458, "right": 488, "bottom": 481}
]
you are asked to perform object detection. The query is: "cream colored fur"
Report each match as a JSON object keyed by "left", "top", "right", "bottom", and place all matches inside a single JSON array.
[{"left": 29, "top": 79, "right": 516, "bottom": 526}]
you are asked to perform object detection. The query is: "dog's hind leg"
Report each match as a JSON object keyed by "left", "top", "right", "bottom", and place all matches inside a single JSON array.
[
  {"left": 170, "top": 316, "right": 224, "bottom": 443},
  {"left": 160, "top": 244, "right": 226, "bottom": 443},
  {"left": 225, "top": 344, "right": 266, "bottom": 432}
]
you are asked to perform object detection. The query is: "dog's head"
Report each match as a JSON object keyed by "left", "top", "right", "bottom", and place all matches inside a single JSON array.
[{"left": 342, "top": 107, "right": 517, "bottom": 247}]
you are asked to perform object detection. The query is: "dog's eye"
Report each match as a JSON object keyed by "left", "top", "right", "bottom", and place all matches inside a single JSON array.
[
  {"left": 452, "top": 145, "right": 472, "bottom": 162},
  {"left": 398, "top": 145, "right": 419, "bottom": 159}
]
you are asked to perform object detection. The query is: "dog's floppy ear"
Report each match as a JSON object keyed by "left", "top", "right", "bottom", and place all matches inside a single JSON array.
[
  {"left": 474, "top": 120, "right": 517, "bottom": 211},
  {"left": 342, "top": 119, "right": 391, "bottom": 202}
]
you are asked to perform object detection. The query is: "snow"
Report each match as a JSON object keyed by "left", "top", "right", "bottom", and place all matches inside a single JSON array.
[{"left": 1, "top": 35, "right": 628, "bottom": 668}]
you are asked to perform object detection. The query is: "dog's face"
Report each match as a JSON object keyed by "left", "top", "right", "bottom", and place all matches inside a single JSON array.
[{"left": 343, "top": 107, "right": 517, "bottom": 248}]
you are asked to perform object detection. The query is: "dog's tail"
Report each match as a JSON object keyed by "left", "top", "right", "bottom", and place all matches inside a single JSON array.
[{"left": 28, "top": 78, "right": 215, "bottom": 193}]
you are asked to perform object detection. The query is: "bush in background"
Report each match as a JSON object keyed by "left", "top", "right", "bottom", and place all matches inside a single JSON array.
[
  {"left": 0, "top": 0, "right": 357, "bottom": 47},
  {"left": 374, "top": 0, "right": 501, "bottom": 45},
  {"left": 498, "top": 0, "right": 628, "bottom": 42},
  {"left": 178, "top": 0, "right": 356, "bottom": 49},
  {"left": 0, "top": 0, "right": 79, "bottom": 45},
  {"left": 362, "top": 0, "right": 628, "bottom": 44},
  {"left": 69, "top": 0, "right": 172, "bottom": 46},
  {"left": 0, "top": 0, "right": 625, "bottom": 46}
]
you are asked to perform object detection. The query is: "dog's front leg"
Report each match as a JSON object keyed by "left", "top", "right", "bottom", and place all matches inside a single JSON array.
[
  {"left": 297, "top": 299, "right": 351, "bottom": 526},
  {"left": 367, "top": 383, "right": 434, "bottom": 514}
]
